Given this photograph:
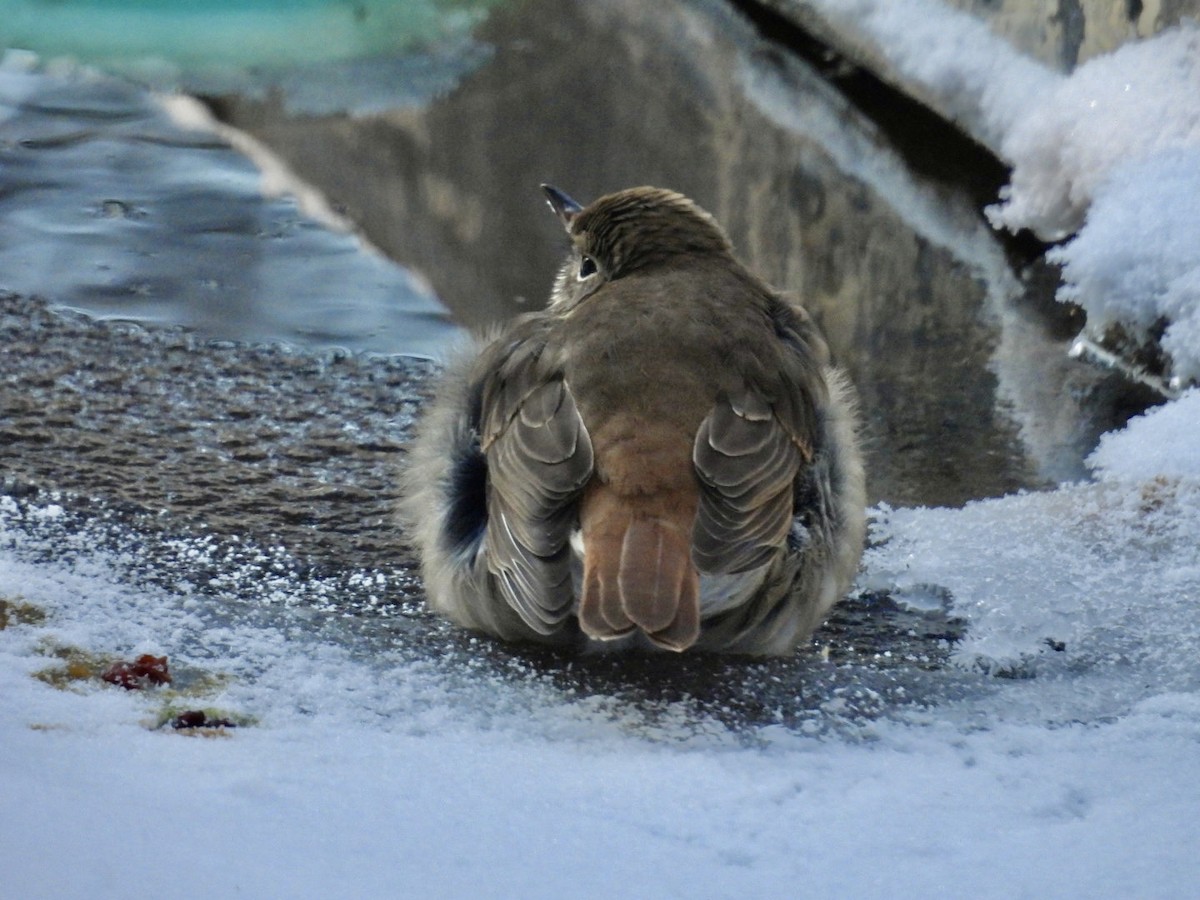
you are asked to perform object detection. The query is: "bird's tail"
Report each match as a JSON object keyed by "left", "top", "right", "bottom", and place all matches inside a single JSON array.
[{"left": 578, "top": 487, "right": 700, "bottom": 651}]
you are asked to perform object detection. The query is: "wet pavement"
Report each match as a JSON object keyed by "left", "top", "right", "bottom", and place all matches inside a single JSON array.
[
  {"left": 1, "top": 291, "right": 986, "bottom": 736},
  {"left": 0, "top": 292, "right": 431, "bottom": 572}
]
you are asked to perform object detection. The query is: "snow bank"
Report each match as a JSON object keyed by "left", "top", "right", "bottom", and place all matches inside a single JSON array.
[
  {"left": 805, "top": 0, "right": 1061, "bottom": 149},
  {"left": 4, "top": 401, "right": 1200, "bottom": 898},
  {"left": 986, "top": 26, "right": 1200, "bottom": 384},
  {"left": 864, "top": 480, "right": 1200, "bottom": 688},
  {"left": 807, "top": 3, "right": 1200, "bottom": 386},
  {"left": 807, "top": 0, "right": 1200, "bottom": 480},
  {"left": 1048, "top": 147, "right": 1200, "bottom": 385},
  {"left": 866, "top": 389, "right": 1200, "bottom": 682},
  {"left": 1088, "top": 388, "right": 1200, "bottom": 480},
  {"left": 989, "top": 26, "right": 1200, "bottom": 241}
]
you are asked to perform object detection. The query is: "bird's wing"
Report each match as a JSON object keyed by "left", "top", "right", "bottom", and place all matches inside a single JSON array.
[
  {"left": 691, "top": 295, "right": 826, "bottom": 575},
  {"left": 475, "top": 331, "right": 593, "bottom": 633}
]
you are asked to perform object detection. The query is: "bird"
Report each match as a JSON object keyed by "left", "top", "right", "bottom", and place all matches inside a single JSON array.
[{"left": 400, "top": 185, "right": 865, "bottom": 655}]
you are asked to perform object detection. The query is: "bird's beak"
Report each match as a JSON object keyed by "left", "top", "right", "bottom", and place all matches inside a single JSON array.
[{"left": 541, "top": 184, "right": 583, "bottom": 230}]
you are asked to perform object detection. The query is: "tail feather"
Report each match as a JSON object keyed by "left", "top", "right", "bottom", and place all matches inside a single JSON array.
[
  {"left": 618, "top": 518, "right": 693, "bottom": 634},
  {"left": 579, "top": 532, "right": 635, "bottom": 638},
  {"left": 646, "top": 576, "right": 700, "bottom": 652},
  {"left": 579, "top": 489, "right": 701, "bottom": 651}
]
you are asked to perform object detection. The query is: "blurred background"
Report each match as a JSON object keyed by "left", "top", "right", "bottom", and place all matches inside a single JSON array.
[{"left": 0, "top": 0, "right": 1162, "bottom": 507}]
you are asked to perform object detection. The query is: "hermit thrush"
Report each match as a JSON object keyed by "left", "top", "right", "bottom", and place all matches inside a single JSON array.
[{"left": 401, "top": 185, "right": 865, "bottom": 655}]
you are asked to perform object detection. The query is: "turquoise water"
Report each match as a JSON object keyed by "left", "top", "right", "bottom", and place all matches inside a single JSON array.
[
  {"left": 0, "top": 1, "right": 499, "bottom": 74},
  {"left": 0, "top": 1, "right": 489, "bottom": 355}
]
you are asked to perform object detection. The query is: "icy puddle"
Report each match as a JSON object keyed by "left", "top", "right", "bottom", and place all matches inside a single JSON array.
[{"left": 0, "top": 59, "right": 456, "bottom": 356}]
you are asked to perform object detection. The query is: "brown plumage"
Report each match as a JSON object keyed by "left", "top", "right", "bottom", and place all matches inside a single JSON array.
[{"left": 400, "top": 185, "right": 865, "bottom": 655}]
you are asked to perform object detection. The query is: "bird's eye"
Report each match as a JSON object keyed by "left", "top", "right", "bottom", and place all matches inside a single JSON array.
[{"left": 578, "top": 255, "right": 598, "bottom": 280}]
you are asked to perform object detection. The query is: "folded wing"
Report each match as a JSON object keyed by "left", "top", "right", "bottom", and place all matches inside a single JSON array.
[
  {"left": 478, "top": 343, "right": 593, "bottom": 634},
  {"left": 691, "top": 296, "right": 824, "bottom": 578}
]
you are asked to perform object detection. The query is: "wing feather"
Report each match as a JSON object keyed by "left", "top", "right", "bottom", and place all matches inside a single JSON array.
[
  {"left": 476, "top": 343, "right": 593, "bottom": 633},
  {"left": 691, "top": 294, "right": 825, "bottom": 577},
  {"left": 692, "top": 390, "right": 801, "bottom": 574}
]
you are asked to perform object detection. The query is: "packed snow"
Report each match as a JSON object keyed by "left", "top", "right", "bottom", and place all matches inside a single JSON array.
[{"left": 811, "top": 0, "right": 1200, "bottom": 389}]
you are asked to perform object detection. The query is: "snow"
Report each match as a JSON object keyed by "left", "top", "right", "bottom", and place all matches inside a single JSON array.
[
  {"left": 863, "top": 393, "right": 1200, "bottom": 686},
  {"left": 865, "top": 480, "right": 1200, "bottom": 690},
  {"left": 4, "top": 391, "right": 1200, "bottom": 896},
  {"left": 989, "top": 26, "right": 1200, "bottom": 241},
  {"left": 987, "top": 26, "right": 1200, "bottom": 385},
  {"left": 808, "top": 2, "right": 1200, "bottom": 387},
  {"left": 1089, "top": 388, "right": 1200, "bottom": 479},
  {"left": 806, "top": 0, "right": 1060, "bottom": 150},
  {"left": 1048, "top": 148, "right": 1200, "bottom": 386}
]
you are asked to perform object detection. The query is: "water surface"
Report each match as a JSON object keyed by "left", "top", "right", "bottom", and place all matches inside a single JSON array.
[{"left": 0, "top": 62, "right": 457, "bottom": 356}]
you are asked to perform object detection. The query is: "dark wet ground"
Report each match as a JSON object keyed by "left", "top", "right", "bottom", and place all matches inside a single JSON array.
[
  {"left": 1, "top": 292, "right": 430, "bottom": 572},
  {"left": 1, "top": 291, "right": 985, "bottom": 734}
]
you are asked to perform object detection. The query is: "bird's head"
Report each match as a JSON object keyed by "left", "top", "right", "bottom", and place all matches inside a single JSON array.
[{"left": 542, "top": 185, "right": 734, "bottom": 311}]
